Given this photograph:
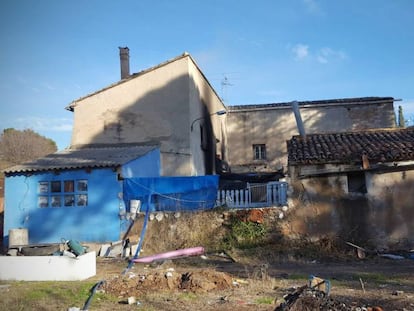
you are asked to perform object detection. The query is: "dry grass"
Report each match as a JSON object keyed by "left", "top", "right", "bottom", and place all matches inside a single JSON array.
[
  {"left": 126, "top": 208, "right": 358, "bottom": 266},
  {"left": 128, "top": 210, "right": 227, "bottom": 255}
]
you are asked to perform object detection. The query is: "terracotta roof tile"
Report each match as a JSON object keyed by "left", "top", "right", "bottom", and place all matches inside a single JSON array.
[{"left": 287, "top": 128, "right": 414, "bottom": 165}]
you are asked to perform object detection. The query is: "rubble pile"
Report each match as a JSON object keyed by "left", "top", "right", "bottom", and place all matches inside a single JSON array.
[
  {"left": 275, "top": 286, "right": 383, "bottom": 311},
  {"left": 101, "top": 269, "right": 234, "bottom": 298}
]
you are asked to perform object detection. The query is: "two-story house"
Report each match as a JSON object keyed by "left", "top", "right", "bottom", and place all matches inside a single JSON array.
[
  {"left": 67, "top": 49, "right": 227, "bottom": 176},
  {"left": 226, "top": 97, "right": 396, "bottom": 173}
]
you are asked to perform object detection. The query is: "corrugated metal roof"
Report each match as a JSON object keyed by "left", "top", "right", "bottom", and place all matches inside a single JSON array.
[
  {"left": 4, "top": 145, "right": 158, "bottom": 174},
  {"left": 287, "top": 128, "right": 414, "bottom": 166},
  {"left": 228, "top": 97, "right": 395, "bottom": 112}
]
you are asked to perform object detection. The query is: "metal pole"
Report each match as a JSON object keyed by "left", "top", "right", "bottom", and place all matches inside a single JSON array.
[{"left": 291, "top": 101, "right": 306, "bottom": 138}]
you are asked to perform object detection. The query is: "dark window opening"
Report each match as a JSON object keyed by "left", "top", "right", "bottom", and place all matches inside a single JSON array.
[
  {"left": 347, "top": 172, "right": 367, "bottom": 194},
  {"left": 51, "top": 181, "right": 61, "bottom": 192},
  {"left": 200, "top": 124, "right": 208, "bottom": 150},
  {"left": 64, "top": 180, "right": 74, "bottom": 192}
]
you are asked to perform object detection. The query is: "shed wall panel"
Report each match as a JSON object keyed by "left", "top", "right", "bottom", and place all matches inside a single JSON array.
[{"left": 4, "top": 168, "right": 122, "bottom": 245}]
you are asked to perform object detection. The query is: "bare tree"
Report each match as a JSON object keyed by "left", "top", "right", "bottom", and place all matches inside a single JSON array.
[{"left": 0, "top": 128, "right": 57, "bottom": 166}]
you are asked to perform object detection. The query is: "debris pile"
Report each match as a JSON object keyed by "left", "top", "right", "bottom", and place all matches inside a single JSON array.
[
  {"left": 101, "top": 269, "right": 234, "bottom": 298},
  {"left": 274, "top": 285, "right": 383, "bottom": 311}
]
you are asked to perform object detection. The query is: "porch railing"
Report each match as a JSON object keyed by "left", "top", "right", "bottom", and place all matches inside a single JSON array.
[{"left": 216, "top": 181, "right": 288, "bottom": 208}]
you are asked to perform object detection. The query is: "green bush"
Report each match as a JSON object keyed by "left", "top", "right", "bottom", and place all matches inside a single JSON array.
[{"left": 221, "top": 218, "right": 267, "bottom": 249}]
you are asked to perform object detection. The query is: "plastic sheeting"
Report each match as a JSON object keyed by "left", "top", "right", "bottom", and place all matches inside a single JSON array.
[{"left": 123, "top": 176, "right": 219, "bottom": 212}]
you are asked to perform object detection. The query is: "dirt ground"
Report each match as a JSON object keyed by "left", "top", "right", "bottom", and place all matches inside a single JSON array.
[
  {"left": 1, "top": 209, "right": 414, "bottom": 310},
  {"left": 83, "top": 252, "right": 414, "bottom": 311},
  {"left": 0, "top": 251, "right": 414, "bottom": 310}
]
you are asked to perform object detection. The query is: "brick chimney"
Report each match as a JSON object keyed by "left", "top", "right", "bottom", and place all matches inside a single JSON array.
[{"left": 119, "top": 47, "right": 130, "bottom": 79}]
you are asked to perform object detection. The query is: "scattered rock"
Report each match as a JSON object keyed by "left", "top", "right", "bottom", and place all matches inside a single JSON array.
[{"left": 392, "top": 290, "right": 404, "bottom": 296}]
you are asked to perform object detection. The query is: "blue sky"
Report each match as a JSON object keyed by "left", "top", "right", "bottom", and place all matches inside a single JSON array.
[{"left": 1, "top": 0, "right": 414, "bottom": 150}]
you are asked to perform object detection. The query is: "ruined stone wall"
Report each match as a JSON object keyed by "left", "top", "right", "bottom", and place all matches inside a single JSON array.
[
  {"left": 365, "top": 170, "right": 414, "bottom": 249},
  {"left": 284, "top": 169, "right": 414, "bottom": 249}
]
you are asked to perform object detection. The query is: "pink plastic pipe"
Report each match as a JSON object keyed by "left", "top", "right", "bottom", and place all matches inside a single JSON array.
[{"left": 132, "top": 246, "right": 205, "bottom": 263}]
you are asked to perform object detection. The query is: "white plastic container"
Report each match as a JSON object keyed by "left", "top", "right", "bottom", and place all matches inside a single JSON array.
[
  {"left": 9, "top": 228, "right": 28, "bottom": 247},
  {"left": 130, "top": 200, "right": 141, "bottom": 214}
]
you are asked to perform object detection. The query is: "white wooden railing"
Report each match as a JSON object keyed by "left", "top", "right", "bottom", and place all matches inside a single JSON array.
[{"left": 216, "top": 181, "right": 288, "bottom": 208}]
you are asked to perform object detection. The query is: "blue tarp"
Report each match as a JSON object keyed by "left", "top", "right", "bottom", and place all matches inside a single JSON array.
[{"left": 123, "top": 176, "right": 219, "bottom": 212}]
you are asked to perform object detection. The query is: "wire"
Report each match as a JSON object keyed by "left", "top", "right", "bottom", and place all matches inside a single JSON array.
[{"left": 81, "top": 280, "right": 105, "bottom": 311}]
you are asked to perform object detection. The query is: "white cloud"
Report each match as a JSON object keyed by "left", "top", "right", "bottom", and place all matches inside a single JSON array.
[
  {"left": 292, "top": 44, "right": 309, "bottom": 60},
  {"left": 289, "top": 43, "right": 347, "bottom": 64},
  {"left": 316, "top": 47, "right": 347, "bottom": 64}
]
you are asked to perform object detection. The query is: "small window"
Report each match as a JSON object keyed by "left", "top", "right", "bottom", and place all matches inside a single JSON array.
[
  {"left": 37, "top": 179, "right": 89, "bottom": 208},
  {"left": 77, "top": 180, "right": 88, "bottom": 192},
  {"left": 51, "top": 196, "right": 61, "bottom": 207},
  {"left": 253, "top": 144, "right": 266, "bottom": 160},
  {"left": 77, "top": 194, "right": 88, "bottom": 206},
  {"left": 348, "top": 172, "right": 367, "bottom": 194},
  {"left": 38, "top": 182, "right": 49, "bottom": 193},
  {"left": 64, "top": 180, "right": 74, "bottom": 192},
  {"left": 38, "top": 196, "right": 49, "bottom": 208},
  {"left": 64, "top": 195, "right": 75, "bottom": 207},
  {"left": 51, "top": 181, "right": 61, "bottom": 193}
]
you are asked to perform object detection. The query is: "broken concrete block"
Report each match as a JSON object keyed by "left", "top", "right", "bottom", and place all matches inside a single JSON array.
[
  {"left": 99, "top": 244, "right": 111, "bottom": 257},
  {"left": 155, "top": 212, "right": 164, "bottom": 222}
]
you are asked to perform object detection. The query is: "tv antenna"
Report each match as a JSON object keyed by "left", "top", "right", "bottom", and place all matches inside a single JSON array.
[{"left": 221, "top": 76, "right": 233, "bottom": 103}]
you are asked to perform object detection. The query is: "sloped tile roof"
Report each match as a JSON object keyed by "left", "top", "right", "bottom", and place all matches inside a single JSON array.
[
  {"left": 4, "top": 145, "right": 158, "bottom": 175},
  {"left": 229, "top": 97, "right": 394, "bottom": 111},
  {"left": 287, "top": 128, "right": 414, "bottom": 165}
]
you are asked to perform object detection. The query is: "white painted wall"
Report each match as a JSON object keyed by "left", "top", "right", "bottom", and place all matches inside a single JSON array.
[{"left": 0, "top": 251, "right": 96, "bottom": 281}]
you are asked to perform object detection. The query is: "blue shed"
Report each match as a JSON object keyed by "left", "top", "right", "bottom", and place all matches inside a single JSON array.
[{"left": 3, "top": 145, "right": 160, "bottom": 246}]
